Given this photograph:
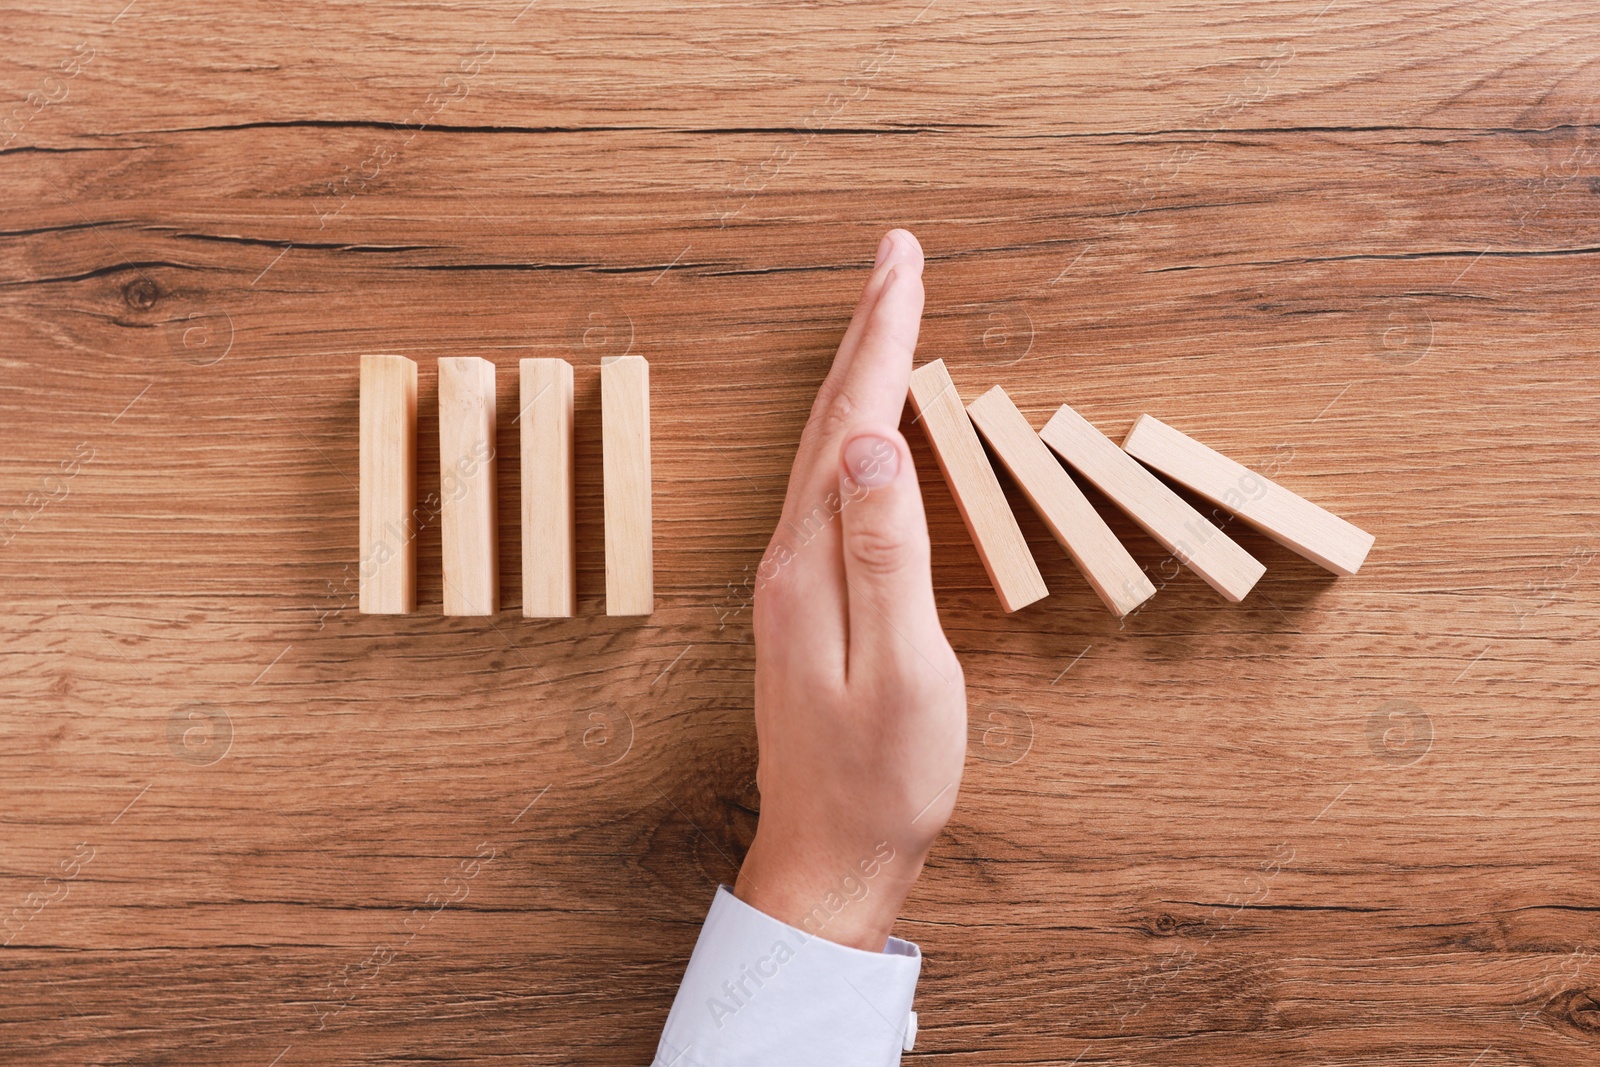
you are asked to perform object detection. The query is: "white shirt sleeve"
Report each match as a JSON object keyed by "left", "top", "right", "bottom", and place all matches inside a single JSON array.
[{"left": 653, "top": 885, "right": 921, "bottom": 1067}]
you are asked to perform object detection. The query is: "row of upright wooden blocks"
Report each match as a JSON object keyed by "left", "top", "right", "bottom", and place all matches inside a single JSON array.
[
  {"left": 358, "top": 354, "right": 653, "bottom": 617},
  {"left": 909, "top": 359, "right": 1375, "bottom": 614}
]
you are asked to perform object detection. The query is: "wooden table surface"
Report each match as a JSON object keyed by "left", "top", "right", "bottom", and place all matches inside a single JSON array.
[{"left": 4, "top": 2, "right": 1598, "bottom": 1064}]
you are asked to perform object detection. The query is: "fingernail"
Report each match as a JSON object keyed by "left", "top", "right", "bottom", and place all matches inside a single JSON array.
[
  {"left": 844, "top": 434, "right": 899, "bottom": 488},
  {"left": 874, "top": 232, "right": 894, "bottom": 267}
]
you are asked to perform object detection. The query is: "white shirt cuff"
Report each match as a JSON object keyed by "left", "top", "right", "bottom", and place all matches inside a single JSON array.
[{"left": 654, "top": 885, "right": 921, "bottom": 1066}]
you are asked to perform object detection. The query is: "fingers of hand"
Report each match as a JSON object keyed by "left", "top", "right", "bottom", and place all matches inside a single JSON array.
[
  {"left": 783, "top": 258, "right": 927, "bottom": 539},
  {"left": 836, "top": 428, "right": 947, "bottom": 679},
  {"left": 760, "top": 230, "right": 927, "bottom": 670},
  {"left": 831, "top": 259, "right": 924, "bottom": 434},
  {"left": 782, "top": 230, "right": 925, "bottom": 527},
  {"left": 811, "top": 229, "right": 925, "bottom": 420}
]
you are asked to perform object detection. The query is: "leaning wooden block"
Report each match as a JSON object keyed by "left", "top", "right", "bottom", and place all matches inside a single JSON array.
[
  {"left": 968, "top": 386, "right": 1154, "bottom": 617},
  {"left": 602, "top": 355, "right": 653, "bottom": 616},
  {"left": 438, "top": 356, "right": 498, "bottom": 615},
  {"left": 520, "top": 358, "right": 576, "bottom": 618},
  {"left": 908, "top": 359, "right": 1047, "bottom": 613},
  {"left": 1040, "top": 402, "right": 1264, "bottom": 602},
  {"left": 1123, "top": 414, "right": 1375, "bottom": 576},
  {"left": 359, "top": 354, "right": 418, "bottom": 614}
]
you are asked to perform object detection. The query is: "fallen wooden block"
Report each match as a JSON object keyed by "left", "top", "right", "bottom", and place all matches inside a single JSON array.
[
  {"left": 358, "top": 354, "right": 418, "bottom": 614},
  {"left": 1123, "top": 414, "right": 1375, "bottom": 576},
  {"left": 968, "top": 386, "right": 1155, "bottom": 616},
  {"left": 603, "top": 355, "right": 653, "bottom": 616},
  {"left": 520, "top": 358, "right": 576, "bottom": 617},
  {"left": 908, "top": 359, "right": 1047, "bottom": 612},
  {"left": 1040, "top": 402, "right": 1264, "bottom": 602},
  {"left": 438, "top": 357, "right": 499, "bottom": 615}
]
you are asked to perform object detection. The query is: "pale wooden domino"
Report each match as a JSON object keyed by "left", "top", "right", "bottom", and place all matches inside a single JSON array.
[
  {"left": 602, "top": 355, "right": 653, "bottom": 616},
  {"left": 438, "top": 356, "right": 499, "bottom": 615},
  {"left": 1040, "top": 402, "right": 1264, "bottom": 602},
  {"left": 520, "top": 358, "right": 576, "bottom": 617},
  {"left": 359, "top": 355, "right": 418, "bottom": 614},
  {"left": 907, "top": 359, "right": 1047, "bottom": 613},
  {"left": 1122, "top": 414, "right": 1374, "bottom": 576},
  {"left": 967, "top": 385, "right": 1155, "bottom": 616}
]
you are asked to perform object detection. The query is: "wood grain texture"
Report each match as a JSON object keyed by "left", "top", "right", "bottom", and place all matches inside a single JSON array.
[
  {"left": 520, "top": 357, "right": 576, "bottom": 618},
  {"left": 358, "top": 353, "right": 417, "bottom": 614},
  {"left": 909, "top": 359, "right": 1048, "bottom": 613},
  {"left": 438, "top": 355, "right": 498, "bottom": 615},
  {"left": 969, "top": 384, "right": 1155, "bottom": 617},
  {"left": 2, "top": 1, "right": 1599, "bottom": 1064},
  {"left": 1124, "top": 413, "right": 1376, "bottom": 576}
]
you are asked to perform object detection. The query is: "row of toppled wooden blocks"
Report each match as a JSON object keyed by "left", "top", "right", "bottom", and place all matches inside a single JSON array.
[
  {"left": 910, "top": 358, "right": 1375, "bottom": 614},
  {"left": 358, "top": 353, "right": 652, "bottom": 617}
]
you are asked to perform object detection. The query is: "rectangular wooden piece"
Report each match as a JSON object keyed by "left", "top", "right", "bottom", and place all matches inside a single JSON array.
[
  {"left": 603, "top": 356, "right": 653, "bottom": 616},
  {"left": 520, "top": 358, "right": 576, "bottom": 617},
  {"left": 1040, "top": 402, "right": 1264, "bottom": 602},
  {"left": 438, "top": 356, "right": 499, "bottom": 615},
  {"left": 358, "top": 354, "right": 418, "bottom": 614},
  {"left": 1122, "top": 414, "right": 1375, "bottom": 575},
  {"left": 908, "top": 359, "right": 1047, "bottom": 612},
  {"left": 968, "top": 385, "right": 1155, "bottom": 616}
]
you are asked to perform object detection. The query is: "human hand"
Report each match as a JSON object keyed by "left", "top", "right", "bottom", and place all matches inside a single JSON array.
[{"left": 734, "top": 229, "right": 967, "bottom": 952}]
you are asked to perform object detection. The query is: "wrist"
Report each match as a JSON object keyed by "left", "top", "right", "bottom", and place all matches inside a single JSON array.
[{"left": 734, "top": 828, "right": 924, "bottom": 951}]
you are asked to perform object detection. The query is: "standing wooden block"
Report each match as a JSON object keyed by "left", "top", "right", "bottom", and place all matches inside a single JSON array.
[
  {"left": 1040, "top": 403, "right": 1264, "bottom": 602},
  {"left": 602, "top": 355, "right": 653, "bottom": 616},
  {"left": 967, "top": 386, "right": 1155, "bottom": 617},
  {"left": 907, "top": 359, "right": 1047, "bottom": 613},
  {"left": 1123, "top": 414, "right": 1375, "bottom": 576},
  {"left": 520, "top": 358, "right": 576, "bottom": 617},
  {"left": 438, "top": 356, "right": 498, "bottom": 616},
  {"left": 359, "top": 354, "right": 418, "bottom": 614}
]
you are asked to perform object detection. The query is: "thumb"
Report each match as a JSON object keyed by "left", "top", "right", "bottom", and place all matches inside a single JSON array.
[{"left": 837, "top": 428, "right": 944, "bottom": 676}]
